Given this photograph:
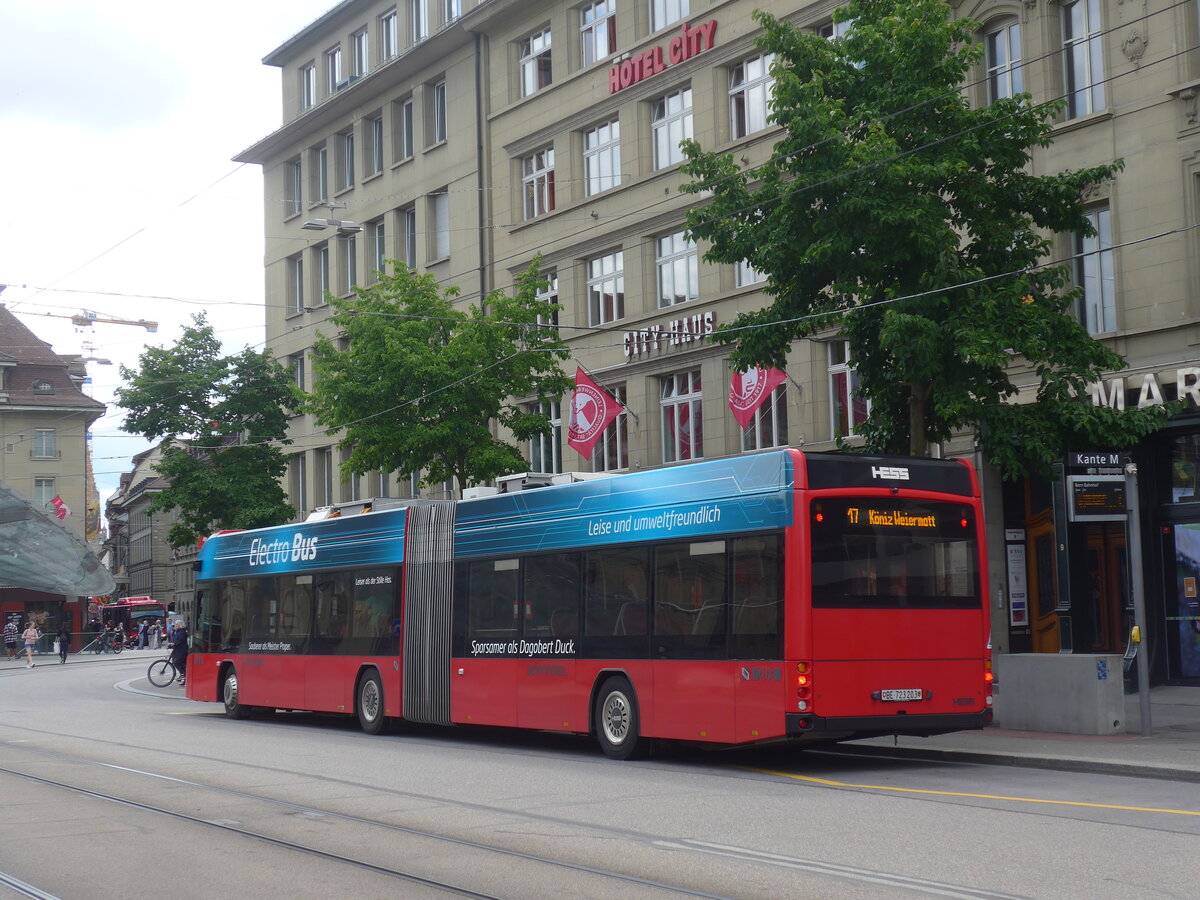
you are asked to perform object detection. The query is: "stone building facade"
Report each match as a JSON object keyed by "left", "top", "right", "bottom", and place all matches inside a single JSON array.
[{"left": 237, "top": 0, "right": 1200, "bottom": 683}]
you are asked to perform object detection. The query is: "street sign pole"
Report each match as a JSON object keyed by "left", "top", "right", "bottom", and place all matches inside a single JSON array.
[{"left": 1125, "top": 462, "right": 1152, "bottom": 737}]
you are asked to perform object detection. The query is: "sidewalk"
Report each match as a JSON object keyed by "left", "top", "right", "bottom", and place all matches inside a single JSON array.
[{"left": 9, "top": 648, "right": 1200, "bottom": 779}]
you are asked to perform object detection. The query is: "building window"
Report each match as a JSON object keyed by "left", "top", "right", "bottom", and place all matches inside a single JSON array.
[
  {"left": 587, "top": 250, "right": 624, "bottom": 325},
  {"left": 1062, "top": 0, "right": 1104, "bottom": 118},
  {"left": 583, "top": 118, "right": 620, "bottom": 195},
  {"left": 312, "top": 144, "right": 328, "bottom": 204},
  {"left": 325, "top": 45, "right": 343, "bottom": 94},
  {"left": 818, "top": 19, "right": 854, "bottom": 39},
  {"left": 522, "top": 148, "right": 555, "bottom": 220},
  {"left": 34, "top": 477, "right": 55, "bottom": 509},
  {"left": 735, "top": 259, "right": 765, "bottom": 287},
  {"left": 1075, "top": 207, "right": 1116, "bottom": 335},
  {"left": 519, "top": 28, "right": 553, "bottom": 97},
  {"left": 394, "top": 96, "right": 414, "bottom": 160},
  {"left": 443, "top": 0, "right": 461, "bottom": 24},
  {"left": 829, "top": 340, "right": 869, "bottom": 439},
  {"left": 367, "top": 115, "right": 384, "bottom": 176},
  {"left": 430, "top": 190, "right": 450, "bottom": 259},
  {"left": 370, "top": 220, "right": 387, "bottom": 278},
  {"left": 290, "top": 255, "right": 305, "bottom": 313},
  {"left": 592, "top": 385, "right": 628, "bottom": 472},
  {"left": 291, "top": 354, "right": 305, "bottom": 392},
  {"left": 535, "top": 268, "right": 559, "bottom": 328},
  {"left": 652, "top": 87, "right": 692, "bottom": 169},
  {"left": 290, "top": 454, "right": 308, "bottom": 515},
  {"left": 300, "top": 64, "right": 316, "bottom": 111},
  {"left": 287, "top": 159, "right": 303, "bottom": 216},
  {"left": 400, "top": 206, "right": 417, "bottom": 268},
  {"left": 33, "top": 429, "right": 56, "bottom": 458},
  {"left": 380, "top": 9, "right": 399, "bottom": 61},
  {"left": 351, "top": 29, "right": 369, "bottom": 77},
  {"left": 985, "top": 21, "right": 1023, "bottom": 103},
  {"left": 528, "top": 400, "right": 562, "bottom": 473},
  {"left": 656, "top": 231, "right": 698, "bottom": 308},
  {"left": 317, "top": 448, "right": 335, "bottom": 507},
  {"left": 661, "top": 370, "right": 702, "bottom": 462},
  {"left": 429, "top": 80, "right": 447, "bottom": 144},
  {"left": 730, "top": 53, "right": 774, "bottom": 138},
  {"left": 337, "top": 130, "right": 355, "bottom": 191},
  {"left": 341, "top": 233, "right": 358, "bottom": 293},
  {"left": 742, "top": 384, "right": 788, "bottom": 451},
  {"left": 651, "top": 0, "right": 689, "bottom": 32},
  {"left": 581, "top": 0, "right": 616, "bottom": 67},
  {"left": 317, "top": 243, "right": 330, "bottom": 302},
  {"left": 410, "top": 0, "right": 428, "bottom": 43}
]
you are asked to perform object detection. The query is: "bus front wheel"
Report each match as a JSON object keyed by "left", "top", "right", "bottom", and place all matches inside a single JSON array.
[
  {"left": 595, "top": 676, "right": 647, "bottom": 760},
  {"left": 222, "top": 669, "right": 250, "bottom": 719},
  {"left": 357, "top": 670, "right": 387, "bottom": 735}
]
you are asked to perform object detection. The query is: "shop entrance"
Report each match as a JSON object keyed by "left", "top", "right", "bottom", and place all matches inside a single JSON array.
[
  {"left": 1080, "top": 523, "right": 1129, "bottom": 654},
  {"left": 1028, "top": 511, "right": 1059, "bottom": 653},
  {"left": 1166, "top": 523, "right": 1200, "bottom": 681}
]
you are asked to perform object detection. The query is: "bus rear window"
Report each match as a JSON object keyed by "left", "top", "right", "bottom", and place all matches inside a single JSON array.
[{"left": 810, "top": 498, "right": 980, "bottom": 609}]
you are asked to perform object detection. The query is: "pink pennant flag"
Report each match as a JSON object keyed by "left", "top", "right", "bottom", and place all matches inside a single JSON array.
[
  {"left": 567, "top": 367, "right": 624, "bottom": 459},
  {"left": 729, "top": 367, "right": 787, "bottom": 429},
  {"left": 51, "top": 495, "right": 71, "bottom": 520}
]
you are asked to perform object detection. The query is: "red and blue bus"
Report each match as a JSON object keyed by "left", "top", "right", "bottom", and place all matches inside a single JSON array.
[
  {"left": 99, "top": 596, "right": 169, "bottom": 635},
  {"left": 187, "top": 450, "right": 992, "bottom": 758}
]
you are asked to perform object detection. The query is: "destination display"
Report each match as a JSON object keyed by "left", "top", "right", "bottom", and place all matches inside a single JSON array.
[{"left": 1067, "top": 475, "right": 1127, "bottom": 522}]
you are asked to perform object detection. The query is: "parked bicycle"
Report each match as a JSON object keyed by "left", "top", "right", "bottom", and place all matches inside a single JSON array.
[{"left": 146, "top": 655, "right": 179, "bottom": 687}]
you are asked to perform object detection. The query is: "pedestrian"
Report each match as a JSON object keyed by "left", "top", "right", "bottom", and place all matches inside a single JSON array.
[
  {"left": 149, "top": 619, "right": 160, "bottom": 650},
  {"left": 138, "top": 620, "right": 148, "bottom": 649},
  {"left": 3, "top": 618, "right": 17, "bottom": 660},
  {"left": 56, "top": 623, "right": 70, "bottom": 663},
  {"left": 168, "top": 620, "right": 189, "bottom": 684},
  {"left": 22, "top": 621, "right": 39, "bottom": 668}
]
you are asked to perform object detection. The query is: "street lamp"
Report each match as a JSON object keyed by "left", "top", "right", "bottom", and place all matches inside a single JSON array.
[{"left": 302, "top": 218, "right": 363, "bottom": 235}]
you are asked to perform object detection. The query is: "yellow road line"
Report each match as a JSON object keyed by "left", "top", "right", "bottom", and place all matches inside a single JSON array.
[{"left": 739, "top": 766, "right": 1200, "bottom": 817}]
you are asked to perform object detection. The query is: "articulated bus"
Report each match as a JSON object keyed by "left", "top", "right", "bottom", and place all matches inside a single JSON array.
[
  {"left": 187, "top": 450, "right": 992, "bottom": 758},
  {"left": 99, "top": 596, "right": 169, "bottom": 634}
]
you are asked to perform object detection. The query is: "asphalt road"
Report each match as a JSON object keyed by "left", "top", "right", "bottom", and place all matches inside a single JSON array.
[{"left": 1, "top": 654, "right": 1197, "bottom": 899}]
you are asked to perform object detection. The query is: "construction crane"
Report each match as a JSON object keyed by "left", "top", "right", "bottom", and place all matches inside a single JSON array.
[{"left": 16, "top": 307, "right": 158, "bottom": 333}]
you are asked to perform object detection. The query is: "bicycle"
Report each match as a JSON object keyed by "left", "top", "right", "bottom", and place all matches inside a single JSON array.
[{"left": 147, "top": 656, "right": 179, "bottom": 687}]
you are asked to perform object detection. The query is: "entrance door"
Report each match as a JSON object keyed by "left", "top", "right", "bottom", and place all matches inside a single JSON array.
[
  {"left": 1028, "top": 511, "right": 1060, "bottom": 653},
  {"left": 1082, "top": 524, "right": 1128, "bottom": 653}
]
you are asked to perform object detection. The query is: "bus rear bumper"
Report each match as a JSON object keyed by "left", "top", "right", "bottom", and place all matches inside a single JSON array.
[{"left": 786, "top": 709, "right": 992, "bottom": 739}]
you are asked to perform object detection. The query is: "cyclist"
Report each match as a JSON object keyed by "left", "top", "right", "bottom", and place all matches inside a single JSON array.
[{"left": 169, "top": 620, "right": 189, "bottom": 684}]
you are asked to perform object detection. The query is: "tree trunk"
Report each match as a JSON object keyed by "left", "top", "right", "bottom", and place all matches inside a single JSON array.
[{"left": 908, "top": 382, "right": 932, "bottom": 458}]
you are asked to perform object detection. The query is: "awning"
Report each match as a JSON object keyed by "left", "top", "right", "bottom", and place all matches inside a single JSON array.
[{"left": 0, "top": 482, "right": 115, "bottom": 596}]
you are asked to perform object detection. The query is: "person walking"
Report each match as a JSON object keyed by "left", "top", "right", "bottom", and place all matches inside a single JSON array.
[
  {"left": 22, "top": 621, "right": 39, "bottom": 668},
  {"left": 138, "top": 620, "right": 148, "bottom": 649},
  {"left": 3, "top": 619, "right": 18, "bottom": 660},
  {"left": 56, "top": 623, "right": 70, "bottom": 663},
  {"left": 149, "top": 619, "right": 160, "bottom": 650}
]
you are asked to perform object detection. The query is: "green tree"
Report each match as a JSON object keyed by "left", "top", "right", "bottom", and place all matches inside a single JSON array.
[
  {"left": 307, "top": 260, "right": 571, "bottom": 496},
  {"left": 115, "top": 314, "right": 301, "bottom": 546},
  {"left": 681, "top": 0, "right": 1172, "bottom": 477}
]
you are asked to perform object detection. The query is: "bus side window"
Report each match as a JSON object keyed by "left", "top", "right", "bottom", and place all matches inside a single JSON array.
[
  {"left": 730, "top": 534, "right": 782, "bottom": 659},
  {"left": 466, "top": 558, "right": 518, "bottom": 642}
]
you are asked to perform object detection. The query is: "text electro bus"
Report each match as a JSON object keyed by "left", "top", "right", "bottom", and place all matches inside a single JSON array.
[{"left": 187, "top": 450, "right": 992, "bottom": 758}]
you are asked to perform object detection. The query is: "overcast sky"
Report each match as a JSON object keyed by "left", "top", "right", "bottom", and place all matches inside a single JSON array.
[{"left": 0, "top": 0, "right": 337, "bottom": 508}]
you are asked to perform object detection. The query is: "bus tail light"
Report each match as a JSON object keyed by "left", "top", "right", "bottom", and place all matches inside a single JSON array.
[{"left": 796, "top": 662, "right": 812, "bottom": 711}]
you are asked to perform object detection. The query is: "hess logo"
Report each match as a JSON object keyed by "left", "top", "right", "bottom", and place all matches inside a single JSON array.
[{"left": 871, "top": 466, "right": 910, "bottom": 481}]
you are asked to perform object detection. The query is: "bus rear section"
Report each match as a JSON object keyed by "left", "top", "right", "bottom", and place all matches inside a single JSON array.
[{"left": 787, "top": 458, "right": 993, "bottom": 740}]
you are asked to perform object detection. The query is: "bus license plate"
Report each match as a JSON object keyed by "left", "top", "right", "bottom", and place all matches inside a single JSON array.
[{"left": 880, "top": 689, "right": 923, "bottom": 702}]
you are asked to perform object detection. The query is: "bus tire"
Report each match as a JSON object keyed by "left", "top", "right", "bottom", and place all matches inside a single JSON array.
[
  {"left": 222, "top": 668, "right": 250, "bottom": 719},
  {"left": 595, "top": 676, "right": 646, "bottom": 760},
  {"left": 357, "top": 669, "right": 387, "bottom": 735}
]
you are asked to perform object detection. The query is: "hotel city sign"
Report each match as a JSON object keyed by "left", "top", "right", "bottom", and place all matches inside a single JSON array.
[{"left": 609, "top": 20, "right": 719, "bottom": 94}]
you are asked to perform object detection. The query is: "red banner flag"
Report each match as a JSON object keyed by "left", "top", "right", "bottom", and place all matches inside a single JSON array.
[
  {"left": 729, "top": 367, "right": 787, "bottom": 429},
  {"left": 567, "top": 367, "right": 624, "bottom": 459},
  {"left": 51, "top": 495, "right": 71, "bottom": 520}
]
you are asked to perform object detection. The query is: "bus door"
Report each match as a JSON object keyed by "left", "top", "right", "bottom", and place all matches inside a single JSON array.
[
  {"left": 514, "top": 555, "right": 580, "bottom": 731},
  {"left": 453, "top": 558, "right": 519, "bottom": 727},
  {"left": 651, "top": 540, "right": 735, "bottom": 743}
]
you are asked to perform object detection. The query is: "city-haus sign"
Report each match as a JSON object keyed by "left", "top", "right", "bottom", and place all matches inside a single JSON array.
[{"left": 608, "top": 20, "right": 718, "bottom": 94}]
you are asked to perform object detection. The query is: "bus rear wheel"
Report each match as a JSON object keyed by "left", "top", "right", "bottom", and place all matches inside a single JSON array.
[
  {"left": 357, "top": 670, "right": 387, "bottom": 735},
  {"left": 222, "top": 669, "right": 250, "bottom": 719},
  {"left": 595, "top": 676, "right": 647, "bottom": 760}
]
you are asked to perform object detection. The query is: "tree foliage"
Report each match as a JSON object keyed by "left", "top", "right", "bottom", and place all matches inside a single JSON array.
[
  {"left": 306, "top": 260, "right": 571, "bottom": 496},
  {"left": 680, "top": 0, "right": 1173, "bottom": 477},
  {"left": 115, "top": 314, "right": 301, "bottom": 546}
]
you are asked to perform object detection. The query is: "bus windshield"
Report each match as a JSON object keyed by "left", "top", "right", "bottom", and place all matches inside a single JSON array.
[{"left": 810, "top": 498, "right": 980, "bottom": 609}]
